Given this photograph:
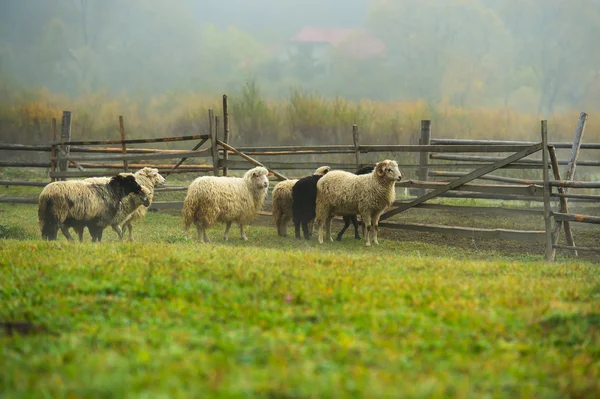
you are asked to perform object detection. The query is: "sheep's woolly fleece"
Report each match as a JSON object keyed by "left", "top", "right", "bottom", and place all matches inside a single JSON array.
[
  {"left": 316, "top": 160, "right": 402, "bottom": 245},
  {"left": 182, "top": 166, "right": 270, "bottom": 230},
  {"left": 85, "top": 167, "right": 165, "bottom": 240},
  {"left": 37, "top": 175, "right": 142, "bottom": 240},
  {"left": 272, "top": 165, "right": 330, "bottom": 236}
]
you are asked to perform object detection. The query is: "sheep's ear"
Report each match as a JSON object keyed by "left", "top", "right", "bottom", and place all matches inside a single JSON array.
[
  {"left": 267, "top": 172, "right": 274, "bottom": 177},
  {"left": 376, "top": 162, "right": 386, "bottom": 177}
]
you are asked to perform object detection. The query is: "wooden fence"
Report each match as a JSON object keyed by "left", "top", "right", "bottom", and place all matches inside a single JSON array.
[{"left": 0, "top": 95, "right": 598, "bottom": 261}]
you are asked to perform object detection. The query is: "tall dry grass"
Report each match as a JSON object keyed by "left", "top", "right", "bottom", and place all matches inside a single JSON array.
[{"left": 0, "top": 83, "right": 596, "bottom": 148}]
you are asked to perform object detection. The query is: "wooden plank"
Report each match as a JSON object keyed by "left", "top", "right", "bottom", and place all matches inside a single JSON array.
[
  {"left": 77, "top": 162, "right": 211, "bottom": 170},
  {"left": 549, "top": 146, "right": 577, "bottom": 257},
  {"left": 164, "top": 138, "right": 209, "bottom": 177},
  {"left": 0, "top": 197, "right": 37, "bottom": 204},
  {"left": 407, "top": 203, "right": 544, "bottom": 216},
  {"left": 52, "top": 148, "right": 211, "bottom": 162},
  {"left": 551, "top": 192, "right": 600, "bottom": 200},
  {"left": 154, "top": 186, "right": 188, "bottom": 192},
  {"left": 438, "top": 191, "right": 550, "bottom": 202},
  {"left": 69, "top": 147, "right": 202, "bottom": 154},
  {"left": 397, "top": 179, "right": 543, "bottom": 197},
  {"left": 58, "top": 111, "right": 72, "bottom": 181},
  {"left": 553, "top": 245, "right": 600, "bottom": 254},
  {"left": 380, "top": 142, "right": 543, "bottom": 221},
  {"left": 49, "top": 168, "right": 213, "bottom": 178},
  {"left": 552, "top": 212, "right": 600, "bottom": 224},
  {"left": 219, "top": 159, "right": 359, "bottom": 171},
  {"left": 352, "top": 124, "right": 360, "bottom": 170},
  {"left": 431, "top": 138, "right": 600, "bottom": 149},
  {"left": 217, "top": 140, "right": 288, "bottom": 180},
  {"left": 0, "top": 180, "right": 48, "bottom": 187},
  {"left": 0, "top": 143, "right": 52, "bottom": 151},
  {"left": 377, "top": 221, "right": 546, "bottom": 243},
  {"left": 148, "top": 201, "right": 184, "bottom": 210},
  {"left": 51, "top": 118, "right": 57, "bottom": 181},
  {"left": 417, "top": 120, "right": 431, "bottom": 197},
  {"left": 222, "top": 94, "right": 230, "bottom": 176},
  {"left": 429, "top": 171, "right": 600, "bottom": 188},
  {"left": 119, "top": 115, "right": 128, "bottom": 172},
  {"left": 541, "top": 120, "right": 554, "bottom": 261},
  {"left": 209, "top": 109, "right": 219, "bottom": 176},
  {"left": 227, "top": 144, "right": 535, "bottom": 153},
  {"left": 430, "top": 153, "right": 600, "bottom": 167},
  {"left": 50, "top": 134, "right": 209, "bottom": 146},
  {"left": 565, "top": 112, "right": 588, "bottom": 182}
]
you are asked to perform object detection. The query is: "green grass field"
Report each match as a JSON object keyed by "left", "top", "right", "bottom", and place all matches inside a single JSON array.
[{"left": 1, "top": 195, "right": 600, "bottom": 397}]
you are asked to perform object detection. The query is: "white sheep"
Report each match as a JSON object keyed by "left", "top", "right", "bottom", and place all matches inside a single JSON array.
[
  {"left": 182, "top": 166, "right": 270, "bottom": 242},
  {"left": 315, "top": 160, "right": 402, "bottom": 246},
  {"left": 84, "top": 167, "right": 165, "bottom": 240},
  {"left": 38, "top": 175, "right": 145, "bottom": 241},
  {"left": 272, "top": 166, "right": 331, "bottom": 237}
]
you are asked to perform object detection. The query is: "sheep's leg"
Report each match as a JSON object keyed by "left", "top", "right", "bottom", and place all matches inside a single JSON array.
[
  {"left": 126, "top": 221, "right": 134, "bottom": 241},
  {"left": 308, "top": 220, "right": 314, "bottom": 238},
  {"left": 325, "top": 215, "right": 335, "bottom": 242},
  {"left": 279, "top": 216, "right": 288, "bottom": 237},
  {"left": 240, "top": 224, "right": 248, "bottom": 241},
  {"left": 203, "top": 229, "right": 211, "bottom": 243},
  {"left": 352, "top": 216, "right": 361, "bottom": 240},
  {"left": 362, "top": 214, "right": 372, "bottom": 247},
  {"left": 195, "top": 224, "right": 205, "bottom": 243},
  {"left": 111, "top": 224, "right": 124, "bottom": 241},
  {"left": 73, "top": 226, "right": 85, "bottom": 242},
  {"left": 294, "top": 220, "right": 302, "bottom": 240},
  {"left": 60, "top": 225, "right": 75, "bottom": 241},
  {"left": 336, "top": 216, "right": 351, "bottom": 241},
  {"left": 372, "top": 212, "right": 383, "bottom": 245},
  {"left": 301, "top": 220, "right": 311, "bottom": 240},
  {"left": 223, "top": 222, "right": 232, "bottom": 241}
]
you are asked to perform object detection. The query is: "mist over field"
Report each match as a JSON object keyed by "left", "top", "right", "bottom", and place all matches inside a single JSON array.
[{"left": 1, "top": 0, "right": 599, "bottom": 145}]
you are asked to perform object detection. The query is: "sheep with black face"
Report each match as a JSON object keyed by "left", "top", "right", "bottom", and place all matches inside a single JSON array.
[{"left": 38, "top": 174, "right": 145, "bottom": 241}]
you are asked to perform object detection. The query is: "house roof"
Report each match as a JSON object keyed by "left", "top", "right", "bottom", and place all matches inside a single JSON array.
[{"left": 290, "top": 26, "right": 385, "bottom": 58}]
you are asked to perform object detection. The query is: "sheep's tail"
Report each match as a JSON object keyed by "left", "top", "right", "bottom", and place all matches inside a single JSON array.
[
  {"left": 38, "top": 197, "right": 58, "bottom": 240},
  {"left": 182, "top": 193, "right": 196, "bottom": 231}
]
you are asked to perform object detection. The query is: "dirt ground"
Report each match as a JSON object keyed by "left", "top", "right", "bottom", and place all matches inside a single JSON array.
[{"left": 161, "top": 200, "right": 600, "bottom": 263}]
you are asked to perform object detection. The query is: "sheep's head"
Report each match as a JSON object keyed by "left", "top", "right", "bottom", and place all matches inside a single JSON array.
[
  {"left": 245, "top": 166, "right": 270, "bottom": 190},
  {"left": 314, "top": 166, "right": 331, "bottom": 176},
  {"left": 110, "top": 174, "right": 144, "bottom": 196},
  {"left": 136, "top": 186, "right": 151, "bottom": 207},
  {"left": 375, "top": 160, "right": 402, "bottom": 182},
  {"left": 136, "top": 167, "right": 165, "bottom": 186}
]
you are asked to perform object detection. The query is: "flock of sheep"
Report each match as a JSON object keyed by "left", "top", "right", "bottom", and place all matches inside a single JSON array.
[{"left": 37, "top": 159, "right": 402, "bottom": 246}]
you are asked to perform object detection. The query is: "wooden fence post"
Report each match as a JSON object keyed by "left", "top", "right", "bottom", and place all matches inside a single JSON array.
[
  {"left": 549, "top": 146, "right": 577, "bottom": 258},
  {"left": 215, "top": 115, "right": 220, "bottom": 176},
  {"left": 58, "top": 111, "right": 72, "bottom": 181},
  {"left": 541, "top": 120, "right": 554, "bottom": 261},
  {"left": 551, "top": 112, "right": 587, "bottom": 257},
  {"left": 50, "top": 118, "right": 57, "bottom": 182},
  {"left": 119, "top": 115, "right": 128, "bottom": 172},
  {"left": 209, "top": 109, "right": 219, "bottom": 176},
  {"left": 352, "top": 124, "right": 360, "bottom": 170},
  {"left": 417, "top": 120, "right": 431, "bottom": 196},
  {"left": 223, "top": 94, "right": 230, "bottom": 176}
]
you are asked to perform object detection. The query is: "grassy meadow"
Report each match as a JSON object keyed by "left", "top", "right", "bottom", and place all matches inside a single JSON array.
[{"left": 1, "top": 185, "right": 600, "bottom": 398}]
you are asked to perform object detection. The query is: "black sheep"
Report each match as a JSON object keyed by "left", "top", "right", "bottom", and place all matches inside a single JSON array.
[
  {"left": 335, "top": 165, "right": 375, "bottom": 241},
  {"left": 292, "top": 174, "right": 327, "bottom": 240}
]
